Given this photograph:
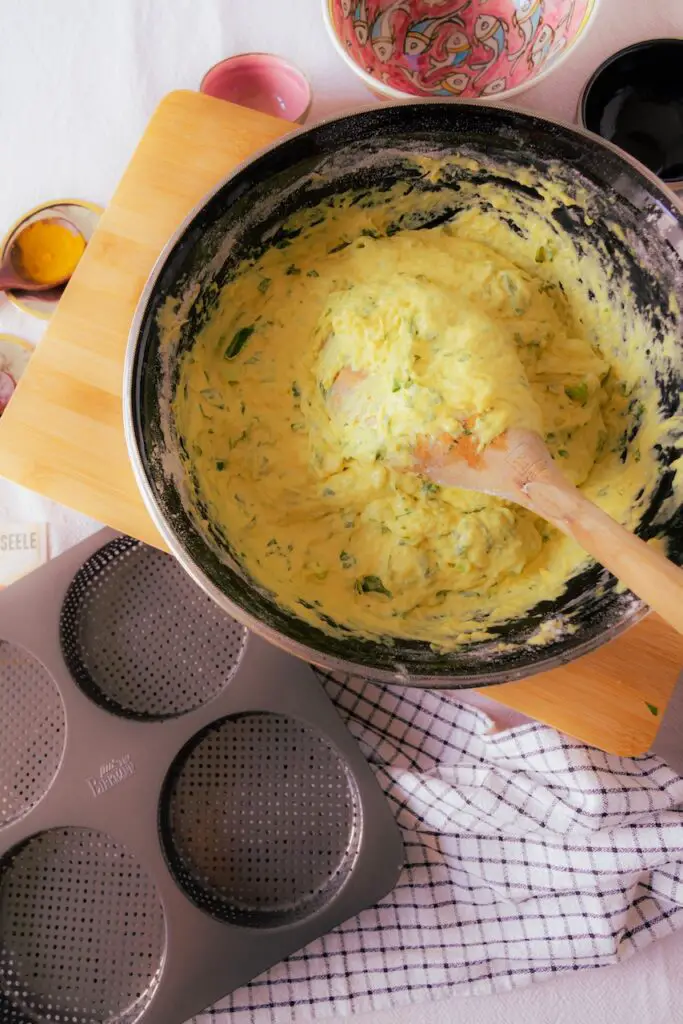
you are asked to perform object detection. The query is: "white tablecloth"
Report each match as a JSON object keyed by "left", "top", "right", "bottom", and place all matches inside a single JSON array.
[{"left": 1, "top": 1, "right": 682, "bottom": 1021}]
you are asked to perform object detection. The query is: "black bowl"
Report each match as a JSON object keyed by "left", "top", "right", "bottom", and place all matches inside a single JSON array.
[
  {"left": 124, "top": 102, "right": 683, "bottom": 687},
  {"left": 580, "top": 39, "right": 683, "bottom": 187}
]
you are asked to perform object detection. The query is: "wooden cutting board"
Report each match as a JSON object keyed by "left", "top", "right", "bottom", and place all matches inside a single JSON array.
[{"left": 0, "top": 89, "right": 681, "bottom": 755}]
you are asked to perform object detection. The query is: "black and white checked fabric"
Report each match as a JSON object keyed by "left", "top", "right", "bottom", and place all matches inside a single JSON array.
[{"left": 195, "top": 672, "right": 683, "bottom": 1022}]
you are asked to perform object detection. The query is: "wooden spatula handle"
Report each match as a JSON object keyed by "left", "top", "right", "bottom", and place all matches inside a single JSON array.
[{"left": 525, "top": 479, "right": 683, "bottom": 636}]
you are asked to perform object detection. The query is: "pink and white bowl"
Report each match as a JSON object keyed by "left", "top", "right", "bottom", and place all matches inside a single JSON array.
[{"left": 323, "top": 0, "right": 598, "bottom": 102}]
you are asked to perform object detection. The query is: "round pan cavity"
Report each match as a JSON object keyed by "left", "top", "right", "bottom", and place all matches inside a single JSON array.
[
  {"left": 161, "top": 712, "right": 361, "bottom": 927},
  {"left": 59, "top": 536, "right": 247, "bottom": 720},
  {"left": 0, "top": 827, "right": 166, "bottom": 1024},
  {"left": 0, "top": 641, "right": 65, "bottom": 828}
]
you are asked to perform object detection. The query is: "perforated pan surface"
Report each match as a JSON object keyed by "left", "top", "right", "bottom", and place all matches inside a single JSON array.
[
  {"left": 60, "top": 536, "right": 247, "bottom": 719},
  {"left": 0, "top": 643, "right": 65, "bottom": 828},
  {"left": 0, "top": 528, "right": 403, "bottom": 1024},
  {"left": 0, "top": 827, "right": 166, "bottom": 1024},
  {"left": 162, "top": 712, "right": 361, "bottom": 927}
]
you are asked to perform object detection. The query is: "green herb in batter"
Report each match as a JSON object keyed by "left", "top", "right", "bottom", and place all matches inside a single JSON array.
[
  {"left": 257, "top": 277, "right": 271, "bottom": 293},
  {"left": 328, "top": 240, "right": 351, "bottom": 253},
  {"left": 215, "top": 460, "right": 226, "bottom": 471},
  {"left": 614, "top": 429, "right": 628, "bottom": 457},
  {"left": 229, "top": 430, "right": 248, "bottom": 450},
  {"left": 199, "top": 388, "right": 225, "bottom": 409},
  {"left": 629, "top": 398, "right": 645, "bottom": 421},
  {"left": 355, "top": 575, "right": 392, "bottom": 598},
  {"left": 500, "top": 272, "right": 528, "bottom": 315},
  {"left": 645, "top": 702, "right": 659, "bottom": 717},
  {"left": 557, "top": 448, "right": 569, "bottom": 458},
  {"left": 307, "top": 269, "right": 320, "bottom": 277},
  {"left": 339, "top": 550, "right": 356, "bottom": 569},
  {"left": 225, "top": 324, "right": 255, "bottom": 359},
  {"left": 286, "top": 264, "right": 301, "bottom": 276},
  {"left": 565, "top": 382, "right": 589, "bottom": 404}
]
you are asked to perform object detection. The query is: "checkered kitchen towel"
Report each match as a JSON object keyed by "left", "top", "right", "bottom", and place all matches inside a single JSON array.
[{"left": 197, "top": 672, "right": 683, "bottom": 1022}]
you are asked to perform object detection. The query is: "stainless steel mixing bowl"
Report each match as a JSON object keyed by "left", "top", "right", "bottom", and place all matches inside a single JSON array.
[{"left": 123, "top": 102, "right": 683, "bottom": 688}]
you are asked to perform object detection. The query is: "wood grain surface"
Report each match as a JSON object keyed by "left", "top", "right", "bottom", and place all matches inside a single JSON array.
[{"left": 0, "top": 89, "right": 680, "bottom": 754}]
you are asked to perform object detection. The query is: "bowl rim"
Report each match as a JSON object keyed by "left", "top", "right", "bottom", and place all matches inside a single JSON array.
[
  {"left": 0, "top": 198, "right": 103, "bottom": 320},
  {"left": 320, "top": 0, "right": 600, "bottom": 103},
  {"left": 199, "top": 51, "right": 313, "bottom": 124},
  {"left": 578, "top": 36, "right": 683, "bottom": 187},
  {"left": 123, "top": 96, "right": 682, "bottom": 687}
]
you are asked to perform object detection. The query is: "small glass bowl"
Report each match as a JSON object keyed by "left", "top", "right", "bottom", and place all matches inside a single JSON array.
[
  {"left": 0, "top": 199, "right": 103, "bottom": 320},
  {"left": 200, "top": 53, "right": 312, "bottom": 124}
]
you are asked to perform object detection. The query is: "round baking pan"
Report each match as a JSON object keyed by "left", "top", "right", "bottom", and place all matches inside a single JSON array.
[
  {"left": 59, "top": 536, "right": 247, "bottom": 720},
  {"left": 161, "top": 711, "right": 361, "bottom": 927},
  {"left": 0, "top": 641, "right": 65, "bottom": 828},
  {"left": 0, "top": 827, "right": 166, "bottom": 1024}
]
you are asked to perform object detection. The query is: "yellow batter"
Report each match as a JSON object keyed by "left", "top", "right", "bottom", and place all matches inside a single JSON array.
[{"left": 171, "top": 161, "right": 672, "bottom": 649}]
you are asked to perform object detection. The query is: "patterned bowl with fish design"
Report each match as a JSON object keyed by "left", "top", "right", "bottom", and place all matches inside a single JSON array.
[{"left": 323, "top": 0, "right": 598, "bottom": 101}]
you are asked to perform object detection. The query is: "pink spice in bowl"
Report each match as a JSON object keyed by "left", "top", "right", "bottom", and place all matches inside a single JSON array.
[{"left": 200, "top": 53, "right": 312, "bottom": 123}]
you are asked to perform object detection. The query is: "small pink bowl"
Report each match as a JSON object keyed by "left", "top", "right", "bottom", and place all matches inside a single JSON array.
[{"left": 200, "top": 53, "right": 312, "bottom": 123}]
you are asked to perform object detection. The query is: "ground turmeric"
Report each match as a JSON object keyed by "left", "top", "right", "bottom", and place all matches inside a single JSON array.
[{"left": 13, "top": 218, "right": 85, "bottom": 286}]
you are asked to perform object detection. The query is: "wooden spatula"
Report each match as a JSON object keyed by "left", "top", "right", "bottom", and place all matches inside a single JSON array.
[{"left": 416, "top": 427, "right": 683, "bottom": 636}]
